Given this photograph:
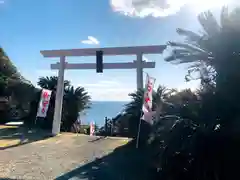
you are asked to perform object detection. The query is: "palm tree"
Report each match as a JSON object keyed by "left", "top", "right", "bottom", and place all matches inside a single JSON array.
[
  {"left": 38, "top": 76, "right": 71, "bottom": 90},
  {"left": 165, "top": 6, "right": 240, "bottom": 125},
  {"left": 37, "top": 76, "right": 71, "bottom": 129},
  {"left": 150, "top": 7, "right": 240, "bottom": 179},
  {"left": 124, "top": 85, "right": 175, "bottom": 119},
  {"left": 123, "top": 85, "right": 174, "bottom": 137},
  {"left": 124, "top": 88, "right": 144, "bottom": 119},
  {"left": 61, "top": 86, "right": 91, "bottom": 131},
  {"left": 153, "top": 86, "right": 176, "bottom": 117},
  {"left": 37, "top": 76, "right": 91, "bottom": 131},
  {"left": 165, "top": 7, "right": 240, "bottom": 85}
]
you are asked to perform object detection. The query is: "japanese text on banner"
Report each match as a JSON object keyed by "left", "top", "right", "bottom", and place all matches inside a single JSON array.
[{"left": 36, "top": 89, "right": 52, "bottom": 118}]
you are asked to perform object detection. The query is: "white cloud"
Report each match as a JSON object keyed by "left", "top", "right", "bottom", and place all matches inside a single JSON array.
[
  {"left": 110, "top": 0, "right": 235, "bottom": 18},
  {"left": 81, "top": 36, "right": 100, "bottom": 45},
  {"left": 110, "top": 0, "right": 187, "bottom": 17}
]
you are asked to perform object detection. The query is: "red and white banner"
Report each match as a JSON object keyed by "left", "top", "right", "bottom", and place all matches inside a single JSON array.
[
  {"left": 141, "top": 74, "right": 155, "bottom": 124},
  {"left": 90, "top": 121, "right": 95, "bottom": 136},
  {"left": 36, "top": 89, "right": 52, "bottom": 118}
]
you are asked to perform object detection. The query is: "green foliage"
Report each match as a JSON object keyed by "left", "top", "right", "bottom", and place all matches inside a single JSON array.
[
  {"left": 38, "top": 76, "right": 71, "bottom": 91},
  {"left": 122, "top": 85, "right": 176, "bottom": 137},
  {"left": 0, "top": 48, "right": 20, "bottom": 79},
  {"left": 37, "top": 76, "right": 91, "bottom": 132},
  {"left": 121, "top": 6, "right": 240, "bottom": 179},
  {"left": 125, "top": 88, "right": 144, "bottom": 119},
  {"left": 0, "top": 48, "right": 37, "bottom": 123},
  {"left": 61, "top": 86, "right": 91, "bottom": 132},
  {"left": 165, "top": 6, "right": 240, "bottom": 127},
  {"left": 0, "top": 72, "right": 8, "bottom": 96}
]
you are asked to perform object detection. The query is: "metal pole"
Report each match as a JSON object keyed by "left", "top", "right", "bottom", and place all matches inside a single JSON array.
[
  {"left": 136, "top": 53, "right": 144, "bottom": 148},
  {"left": 136, "top": 114, "right": 142, "bottom": 149},
  {"left": 52, "top": 56, "right": 65, "bottom": 136}
]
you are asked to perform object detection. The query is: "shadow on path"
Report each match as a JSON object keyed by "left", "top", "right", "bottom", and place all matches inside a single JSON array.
[
  {"left": 0, "top": 178, "right": 23, "bottom": 180},
  {"left": 0, "top": 125, "right": 52, "bottom": 150},
  {"left": 88, "top": 136, "right": 106, "bottom": 143},
  {"left": 56, "top": 141, "right": 153, "bottom": 180}
]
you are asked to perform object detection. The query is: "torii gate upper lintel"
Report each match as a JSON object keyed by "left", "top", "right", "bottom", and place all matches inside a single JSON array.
[{"left": 40, "top": 45, "right": 166, "bottom": 135}]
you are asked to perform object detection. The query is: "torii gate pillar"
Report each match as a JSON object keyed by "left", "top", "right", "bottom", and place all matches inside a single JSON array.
[
  {"left": 52, "top": 56, "right": 65, "bottom": 135},
  {"left": 136, "top": 53, "right": 143, "bottom": 89}
]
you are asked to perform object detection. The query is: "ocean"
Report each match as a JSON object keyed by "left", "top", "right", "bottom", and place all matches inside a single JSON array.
[{"left": 80, "top": 101, "right": 129, "bottom": 126}]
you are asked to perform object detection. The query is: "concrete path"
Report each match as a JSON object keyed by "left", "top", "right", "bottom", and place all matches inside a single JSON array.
[{"left": 0, "top": 133, "right": 130, "bottom": 180}]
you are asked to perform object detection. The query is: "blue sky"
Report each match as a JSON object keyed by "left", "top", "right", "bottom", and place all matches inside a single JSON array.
[{"left": 0, "top": 0, "right": 236, "bottom": 101}]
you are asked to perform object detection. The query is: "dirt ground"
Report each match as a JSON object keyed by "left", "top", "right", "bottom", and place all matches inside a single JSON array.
[{"left": 0, "top": 127, "right": 130, "bottom": 180}]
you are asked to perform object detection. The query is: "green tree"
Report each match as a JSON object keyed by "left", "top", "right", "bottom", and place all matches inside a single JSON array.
[
  {"left": 165, "top": 7, "right": 240, "bottom": 126},
  {"left": 123, "top": 85, "right": 174, "bottom": 137},
  {"left": 124, "top": 88, "right": 144, "bottom": 120},
  {"left": 0, "top": 48, "right": 21, "bottom": 79},
  {"left": 0, "top": 73, "right": 8, "bottom": 96},
  {"left": 0, "top": 48, "right": 36, "bottom": 122},
  {"left": 124, "top": 85, "right": 175, "bottom": 120},
  {"left": 37, "top": 76, "right": 91, "bottom": 131},
  {"left": 149, "top": 7, "right": 240, "bottom": 179},
  {"left": 38, "top": 76, "right": 70, "bottom": 90},
  {"left": 167, "top": 89, "right": 200, "bottom": 122},
  {"left": 61, "top": 86, "right": 91, "bottom": 131}
]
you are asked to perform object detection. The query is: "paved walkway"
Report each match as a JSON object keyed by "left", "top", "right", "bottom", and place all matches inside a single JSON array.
[{"left": 0, "top": 133, "right": 130, "bottom": 180}]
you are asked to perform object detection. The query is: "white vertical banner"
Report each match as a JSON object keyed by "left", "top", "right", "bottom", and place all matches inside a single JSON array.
[
  {"left": 36, "top": 89, "right": 52, "bottom": 118},
  {"left": 90, "top": 121, "right": 95, "bottom": 136},
  {"left": 141, "top": 73, "right": 156, "bottom": 124},
  {"left": 136, "top": 73, "right": 156, "bottom": 148}
]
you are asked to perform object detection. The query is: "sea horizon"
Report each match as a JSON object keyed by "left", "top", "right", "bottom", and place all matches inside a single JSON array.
[{"left": 81, "top": 101, "right": 129, "bottom": 126}]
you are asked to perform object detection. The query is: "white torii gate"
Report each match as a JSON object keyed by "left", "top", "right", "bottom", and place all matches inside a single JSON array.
[{"left": 40, "top": 45, "right": 166, "bottom": 135}]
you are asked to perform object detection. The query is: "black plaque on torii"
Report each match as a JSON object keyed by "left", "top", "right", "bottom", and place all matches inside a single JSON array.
[{"left": 96, "top": 50, "right": 103, "bottom": 73}]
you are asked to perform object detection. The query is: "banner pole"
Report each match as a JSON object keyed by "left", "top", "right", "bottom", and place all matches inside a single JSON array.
[
  {"left": 34, "top": 117, "right": 37, "bottom": 127},
  {"left": 136, "top": 73, "right": 148, "bottom": 149},
  {"left": 136, "top": 113, "right": 142, "bottom": 149}
]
